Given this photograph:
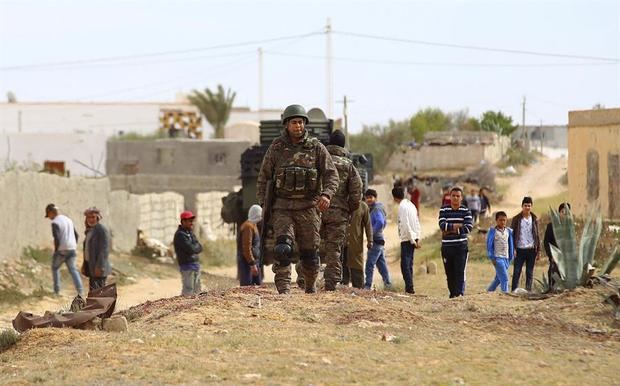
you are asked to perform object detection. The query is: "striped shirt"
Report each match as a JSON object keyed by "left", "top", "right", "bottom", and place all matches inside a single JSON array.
[{"left": 438, "top": 205, "right": 473, "bottom": 246}]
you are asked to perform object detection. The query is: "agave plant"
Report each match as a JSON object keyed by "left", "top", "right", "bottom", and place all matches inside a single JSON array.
[{"left": 549, "top": 204, "right": 602, "bottom": 290}]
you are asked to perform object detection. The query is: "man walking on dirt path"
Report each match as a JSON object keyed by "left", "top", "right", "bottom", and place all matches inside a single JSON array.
[
  {"left": 257, "top": 104, "right": 339, "bottom": 294},
  {"left": 173, "top": 211, "right": 203, "bottom": 296},
  {"left": 438, "top": 187, "right": 473, "bottom": 298},
  {"left": 363, "top": 189, "right": 392, "bottom": 290},
  {"left": 511, "top": 196, "right": 540, "bottom": 292},
  {"left": 45, "top": 203, "right": 84, "bottom": 297},
  {"left": 393, "top": 187, "right": 422, "bottom": 294},
  {"left": 320, "top": 130, "right": 362, "bottom": 291},
  {"left": 342, "top": 200, "right": 372, "bottom": 289}
]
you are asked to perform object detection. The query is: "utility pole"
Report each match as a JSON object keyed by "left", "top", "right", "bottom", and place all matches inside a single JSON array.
[
  {"left": 258, "top": 47, "right": 264, "bottom": 119},
  {"left": 337, "top": 95, "right": 354, "bottom": 149},
  {"left": 521, "top": 96, "right": 528, "bottom": 150},
  {"left": 18, "top": 110, "right": 22, "bottom": 133},
  {"left": 326, "top": 18, "right": 334, "bottom": 118},
  {"left": 539, "top": 119, "right": 543, "bottom": 154}
]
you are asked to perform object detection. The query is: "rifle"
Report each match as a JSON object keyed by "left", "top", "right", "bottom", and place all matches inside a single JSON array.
[{"left": 259, "top": 179, "right": 274, "bottom": 262}]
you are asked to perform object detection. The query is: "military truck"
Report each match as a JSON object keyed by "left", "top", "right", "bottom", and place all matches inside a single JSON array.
[{"left": 220, "top": 107, "right": 372, "bottom": 265}]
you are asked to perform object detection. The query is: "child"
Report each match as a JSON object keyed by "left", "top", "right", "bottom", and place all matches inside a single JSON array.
[{"left": 486, "top": 211, "right": 514, "bottom": 293}]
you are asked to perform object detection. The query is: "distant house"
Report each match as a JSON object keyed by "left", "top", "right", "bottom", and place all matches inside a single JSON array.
[
  {"left": 106, "top": 139, "right": 251, "bottom": 211},
  {"left": 568, "top": 108, "right": 620, "bottom": 220},
  {"left": 0, "top": 100, "right": 279, "bottom": 175},
  {"left": 512, "top": 125, "right": 568, "bottom": 149},
  {"left": 386, "top": 131, "right": 510, "bottom": 173}
]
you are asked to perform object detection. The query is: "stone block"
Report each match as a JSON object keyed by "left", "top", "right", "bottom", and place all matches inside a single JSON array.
[{"left": 102, "top": 315, "right": 128, "bottom": 332}]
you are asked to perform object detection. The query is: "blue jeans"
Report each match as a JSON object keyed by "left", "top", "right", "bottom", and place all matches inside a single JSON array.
[
  {"left": 400, "top": 241, "right": 415, "bottom": 293},
  {"left": 181, "top": 270, "right": 201, "bottom": 296},
  {"left": 364, "top": 243, "right": 391, "bottom": 289},
  {"left": 52, "top": 250, "right": 83, "bottom": 295},
  {"left": 488, "top": 257, "right": 510, "bottom": 293}
]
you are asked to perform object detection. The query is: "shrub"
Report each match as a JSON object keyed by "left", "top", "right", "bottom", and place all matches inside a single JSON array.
[{"left": 0, "top": 329, "right": 19, "bottom": 352}]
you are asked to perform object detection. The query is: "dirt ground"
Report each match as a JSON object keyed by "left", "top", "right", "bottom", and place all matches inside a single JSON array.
[
  {"left": 4, "top": 154, "right": 619, "bottom": 384},
  {"left": 1, "top": 263, "right": 619, "bottom": 385}
]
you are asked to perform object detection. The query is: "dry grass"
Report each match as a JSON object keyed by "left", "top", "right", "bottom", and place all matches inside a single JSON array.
[{"left": 1, "top": 261, "right": 618, "bottom": 385}]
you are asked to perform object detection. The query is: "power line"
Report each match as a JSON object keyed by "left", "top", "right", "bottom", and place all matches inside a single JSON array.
[
  {"left": 264, "top": 50, "right": 617, "bottom": 67},
  {"left": 0, "top": 31, "right": 323, "bottom": 71},
  {"left": 333, "top": 30, "right": 619, "bottom": 63},
  {"left": 6, "top": 50, "right": 257, "bottom": 72}
]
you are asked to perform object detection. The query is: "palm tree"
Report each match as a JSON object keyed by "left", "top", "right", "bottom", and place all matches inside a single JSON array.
[{"left": 187, "top": 85, "right": 236, "bottom": 138}]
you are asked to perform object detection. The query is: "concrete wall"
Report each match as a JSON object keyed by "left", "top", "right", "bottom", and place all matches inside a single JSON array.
[
  {"left": 568, "top": 108, "right": 620, "bottom": 220},
  {"left": 195, "top": 191, "right": 238, "bottom": 241},
  {"left": 107, "top": 139, "right": 248, "bottom": 211},
  {"left": 0, "top": 172, "right": 187, "bottom": 262},
  {"left": 0, "top": 172, "right": 111, "bottom": 261},
  {"left": 386, "top": 136, "right": 509, "bottom": 173},
  {"left": 0, "top": 133, "right": 108, "bottom": 176}
]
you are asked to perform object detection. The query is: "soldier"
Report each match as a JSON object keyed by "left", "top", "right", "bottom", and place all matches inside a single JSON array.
[
  {"left": 320, "top": 130, "right": 362, "bottom": 290},
  {"left": 257, "top": 104, "right": 339, "bottom": 294}
]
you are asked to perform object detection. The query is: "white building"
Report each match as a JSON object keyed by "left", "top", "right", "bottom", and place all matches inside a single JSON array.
[{"left": 0, "top": 101, "right": 280, "bottom": 175}]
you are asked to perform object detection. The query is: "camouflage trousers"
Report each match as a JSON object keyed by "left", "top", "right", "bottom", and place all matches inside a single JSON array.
[
  {"left": 320, "top": 208, "right": 348, "bottom": 289},
  {"left": 295, "top": 208, "right": 348, "bottom": 290},
  {"left": 272, "top": 207, "right": 321, "bottom": 293}
]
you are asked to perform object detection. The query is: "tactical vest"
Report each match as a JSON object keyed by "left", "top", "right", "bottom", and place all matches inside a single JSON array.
[
  {"left": 274, "top": 137, "right": 320, "bottom": 199},
  {"left": 331, "top": 153, "right": 352, "bottom": 199}
]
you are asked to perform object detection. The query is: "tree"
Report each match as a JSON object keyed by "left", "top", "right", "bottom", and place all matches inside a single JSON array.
[
  {"left": 409, "top": 107, "right": 451, "bottom": 142},
  {"left": 449, "top": 109, "right": 481, "bottom": 131},
  {"left": 187, "top": 85, "right": 236, "bottom": 138},
  {"left": 480, "top": 111, "right": 518, "bottom": 136},
  {"left": 350, "top": 119, "right": 410, "bottom": 172},
  {"left": 6, "top": 91, "right": 16, "bottom": 103}
]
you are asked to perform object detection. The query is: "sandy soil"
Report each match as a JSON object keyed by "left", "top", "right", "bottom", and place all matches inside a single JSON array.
[{"left": 2, "top": 263, "right": 618, "bottom": 385}]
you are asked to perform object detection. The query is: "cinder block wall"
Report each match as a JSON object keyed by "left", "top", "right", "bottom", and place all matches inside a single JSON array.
[{"left": 195, "top": 191, "right": 236, "bottom": 241}]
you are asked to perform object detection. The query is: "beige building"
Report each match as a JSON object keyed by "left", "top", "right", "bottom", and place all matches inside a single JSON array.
[
  {"left": 386, "top": 131, "right": 510, "bottom": 173},
  {"left": 568, "top": 108, "right": 620, "bottom": 220}
]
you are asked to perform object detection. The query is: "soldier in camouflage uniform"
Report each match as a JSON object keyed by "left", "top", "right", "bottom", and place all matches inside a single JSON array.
[
  {"left": 320, "top": 130, "right": 362, "bottom": 290},
  {"left": 256, "top": 104, "right": 339, "bottom": 294}
]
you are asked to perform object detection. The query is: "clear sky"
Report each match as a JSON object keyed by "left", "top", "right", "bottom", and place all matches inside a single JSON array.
[{"left": 0, "top": 0, "right": 618, "bottom": 132}]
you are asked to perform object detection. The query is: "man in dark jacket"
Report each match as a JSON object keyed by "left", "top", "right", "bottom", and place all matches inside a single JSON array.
[
  {"left": 510, "top": 196, "right": 540, "bottom": 292},
  {"left": 173, "top": 211, "right": 203, "bottom": 296},
  {"left": 83, "top": 207, "right": 112, "bottom": 292},
  {"left": 543, "top": 202, "right": 570, "bottom": 291}
]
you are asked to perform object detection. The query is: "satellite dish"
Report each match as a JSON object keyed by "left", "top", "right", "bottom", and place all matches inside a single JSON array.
[{"left": 307, "top": 108, "right": 328, "bottom": 122}]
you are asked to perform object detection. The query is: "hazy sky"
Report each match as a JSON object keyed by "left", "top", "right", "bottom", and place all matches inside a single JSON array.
[{"left": 0, "top": 0, "right": 618, "bottom": 132}]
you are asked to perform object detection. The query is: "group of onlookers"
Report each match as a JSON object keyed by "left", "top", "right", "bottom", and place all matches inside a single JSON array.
[
  {"left": 44, "top": 203, "right": 111, "bottom": 298},
  {"left": 44, "top": 189, "right": 568, "bottom": 299}
]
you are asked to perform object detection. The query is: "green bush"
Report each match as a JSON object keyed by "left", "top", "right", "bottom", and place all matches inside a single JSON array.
[
  {"left": 201, "top": 239, "right": 237, "bottom": 267},
  {"left": 22, "top": 246, "right": 53, "bottom": 264},
  {"left": 0, "top": 329, "right": 19, "bottom": 352}
]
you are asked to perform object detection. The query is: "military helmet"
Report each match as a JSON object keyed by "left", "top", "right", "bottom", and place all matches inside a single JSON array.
[{"left": 281, "top": 104, "right": 309, "bottom": 125}]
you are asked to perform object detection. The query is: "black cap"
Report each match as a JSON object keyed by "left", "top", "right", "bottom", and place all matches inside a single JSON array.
[
  {"left": 44, "top": 203, "right": 58, "bottom": 218},
  {"left": 329, "top": 130, "right": 346, "bottom": 148}
]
